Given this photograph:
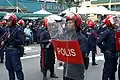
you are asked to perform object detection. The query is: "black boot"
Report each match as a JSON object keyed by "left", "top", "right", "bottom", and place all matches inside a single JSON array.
[
  {"left": 50, "top": 74, "right": 58, "bottom": 78},
  {"left": 92, "top": 62, "right": 98, "bottom": 66},
  {"left": 43, "top": 76, "right": 47, "bottom": 80}
]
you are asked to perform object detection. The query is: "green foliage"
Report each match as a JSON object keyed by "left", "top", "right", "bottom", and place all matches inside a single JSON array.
[
  {"left": 56, "top": 0, "right": 74, "bottom": 5},
  {"left": 65, "top": 0, "right": 74, "bottom": 3},
  {"left": 56, "top": 0, "right": 65, "bottom": 4}
]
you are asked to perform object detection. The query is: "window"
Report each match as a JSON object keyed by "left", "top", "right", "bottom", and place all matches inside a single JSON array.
[{"left": 47, "top": 5, "right": 50, "bottom": 9}]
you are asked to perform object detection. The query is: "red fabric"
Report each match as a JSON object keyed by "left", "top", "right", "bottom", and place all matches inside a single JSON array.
[
  {"left": 115, "top": 32, "right": 120, "bottom": 51},
  {"left": 51, "top": 40, "right": 84, "bottom": 64}
]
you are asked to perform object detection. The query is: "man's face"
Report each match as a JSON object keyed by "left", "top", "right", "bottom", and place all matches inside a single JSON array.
[
  {"left": 111, "top": 17, "right": 119, "bottom": 28},
  {"left": 6, "top": 19, "right": 12, "bottom": 27},
  {"left": 26, "top": 25, "right": 30, "bottom": 28},
  {"left": 66, "top": 20, "right": 75, "bottom": 30}
]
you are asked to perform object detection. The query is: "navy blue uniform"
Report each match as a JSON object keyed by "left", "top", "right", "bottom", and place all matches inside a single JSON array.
[
  {"left": 97, "top": 28, "right": 118, "bottom": 80},
  {"left": 0, "top": 26, "right": 5, "bottom": 63},
  {"left": 81, "top": 25, "right": 90, "bottom": 38},
  {"left": 5, "top": 26, "right": 24, "bottom": 80},
  {"left": 17, "top": 25, "right": 25, "bottom": 57},
  {"left": 39, "top": 28, "right": 55, "bottom": 78},
  {"left": 36, "top": 26, "right": 44, "bottom": 43},
  {"left": 88, "top": 28, "right": 98, "bottom": 64},
  {"left": 96, "top": 23, "right": 107, "bottom": 35}
]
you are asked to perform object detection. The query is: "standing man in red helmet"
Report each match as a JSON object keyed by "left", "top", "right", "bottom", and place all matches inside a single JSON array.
[
  {"left": 97, "top": 15, "right": 118, "bottom": 80},
  {"left": 2, "top": 13, "right": 24, "bottom": 80},
  {"left": 17, "top": 19, "right": 25, "bottom": 57},
  {"left": 17, "top": 19, "right": 25, "bottom": 32},
  {"left": 39, "top": 18, "right": 58, "bottom": 80},
  {"left": 87, "top": 20, "right": 98, "bottom": 66},
  {"left": 63, "top": 12, "right": 90, "bottom": 80}
]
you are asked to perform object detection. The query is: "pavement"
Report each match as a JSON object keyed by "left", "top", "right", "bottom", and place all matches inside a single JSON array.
[{"left": 0, "top": 44, "right": 119, "bottom": 80}]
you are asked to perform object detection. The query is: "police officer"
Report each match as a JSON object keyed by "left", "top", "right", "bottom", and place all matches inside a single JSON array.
[
  {"left": 63, "top": 12, "right": 90, "bottom": 80},
  {"left": 17, "top": 19, "right": 25, "bottom": 56},
  {"left": 87, "top": 20, "right": 98, "bottom": 65},
  {"left": 39, "top": 18, "right": 58, "bottom": 80},
  {"left": 17, "top": 19, "right": 25, "bottom": 32},
  {"left": 2, "top": 13, "right": 24, "bottom": 80},
  {"left": 0, "top": 21, "right": 5, "bottom": 63},
  {"left": 97, "top": 15, "right": 118, "bottom": 80},
  {"left": 36, "top": 22, "right": 44, "bottom": 44}
]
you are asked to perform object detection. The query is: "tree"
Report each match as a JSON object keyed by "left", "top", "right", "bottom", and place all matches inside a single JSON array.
[
  {"left": 55, "top": 0, "right": 65, "bottom": 12},
  {"left": 65, "top": 0, "right": 74, "bottom": 3},
  {"left": 56, "top": 0, "right": 66, "bottom": 4},
  {"left": 65, "top": 0, "right": 74, "bottom": 10},
  {"left": 56, "top": 0, "right": 74, "bottom": 12}
]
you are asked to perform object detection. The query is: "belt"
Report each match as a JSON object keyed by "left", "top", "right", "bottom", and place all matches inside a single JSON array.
[{"left": 7, "top": 45, "right": 16, "bottom": 48}]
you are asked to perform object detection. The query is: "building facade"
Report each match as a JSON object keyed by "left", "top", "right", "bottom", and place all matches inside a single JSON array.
[
  {"left": 91, "top": 0, "right": 120, "bottom": 11},
  {"left": 0, "top": 0, "right": 67, "bottom": 13}
]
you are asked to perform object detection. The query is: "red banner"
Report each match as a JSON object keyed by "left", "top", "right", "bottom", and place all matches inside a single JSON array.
[
  {"left": 51, "top": 40, "right": 84, "bottom": 64},
  {"left": 115, "top": 32, "right": 120, "bottom": 51}
]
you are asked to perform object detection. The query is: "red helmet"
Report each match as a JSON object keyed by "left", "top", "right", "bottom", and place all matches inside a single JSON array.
[
  {"left": 103, "top": 15, "right": 115, "bottom": 26},
  {"left": 65, "top": 12, "right": 82, "bottom": 28},
  {"left": 42, "top": 18, "right": 48, "bottom": 28},
  {"left": 17, "top": 19, "right": 24, "bottom": 26},
  {"left": 1, "top": 20, "right": 6, "bottom": 25},
  {"left": 3, "top": 13, "right": 17, "bottom": 25},
  {"left": 87, "top": 20, "right": 95, "bottom": 28}
]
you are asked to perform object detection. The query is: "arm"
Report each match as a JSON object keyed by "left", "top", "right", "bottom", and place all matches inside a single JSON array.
[
  {"left": 39, "top": 31, "right": 50, "bottom": 44},
  {"left": 78, "top": 33, "right": 90, "bottom": 55},
  {"left": 97, "top": 30, "right": 109, "bottom": 52},
  {"left": 14, "top": 29, "right": 24, "bottom": 45}
]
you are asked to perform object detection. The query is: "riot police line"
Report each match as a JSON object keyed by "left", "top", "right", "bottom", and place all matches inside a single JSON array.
[
  {"left": 0, "top": 12, "right": 120, "bottom": 80},
  {"left": 39, "top": 13, "right": 120, "bottom": 80}
]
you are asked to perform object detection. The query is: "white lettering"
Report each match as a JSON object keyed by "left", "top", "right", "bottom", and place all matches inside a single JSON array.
[
  {"left": 56, "top": 47, "right": 76, "bottom": 57},
  {"left": 61, "top": 48, "right": 65, "bottom": 56},
  {"left": 71, "top": 49, "right": 76, "bottom": 56},
  {"left": 66, "top": 49, "right": 70, "bottom": 56},
  {"left": 57, "top": 48, "right": 61, "bottom": 54}
]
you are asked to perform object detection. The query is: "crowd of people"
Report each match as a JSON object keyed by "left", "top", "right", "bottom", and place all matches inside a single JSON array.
[{"left": 0, "top": 12, "right": 120, "bottom": 80}]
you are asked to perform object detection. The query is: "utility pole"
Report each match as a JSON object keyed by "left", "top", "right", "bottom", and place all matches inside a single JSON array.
[
  {"left": 15, "top": 0, "right": 24, "bottom": 13},
  {"left": 74, "top": 0, "right": 79, "bottom": 13},
  {"left": 43, "top": 0, "right": 46, "bottom": 10},
  {"left": 16, "top": 0, "right": 19, "bottom": 13},
  {"left": 115, "top": 0, "right": 116, "bottom": 11},
  {"left": 109, "top": 0, "right": 111, "bottom": 11},
  {"left": 74, "top": 0, "right": 82, "bottom": 13}
]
